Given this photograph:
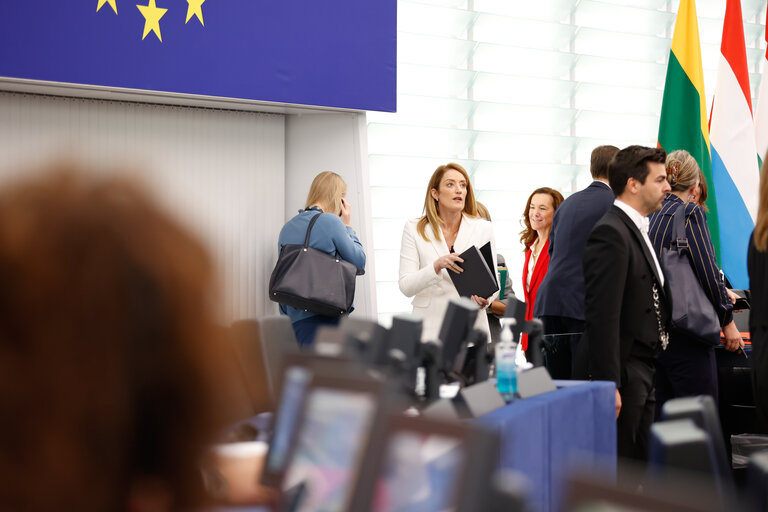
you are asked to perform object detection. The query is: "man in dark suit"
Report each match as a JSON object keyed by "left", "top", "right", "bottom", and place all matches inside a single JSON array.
[
  {"left": 534, "top": 145, "right": 618, "bottom": 378},
  {"left": 574, "top": 145, "right": 671, "bottom": 470}
]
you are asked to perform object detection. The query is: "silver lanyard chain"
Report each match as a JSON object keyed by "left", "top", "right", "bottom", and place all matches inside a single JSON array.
[{"left": 653, "top": 282, "right": 668, "bottom": 351}]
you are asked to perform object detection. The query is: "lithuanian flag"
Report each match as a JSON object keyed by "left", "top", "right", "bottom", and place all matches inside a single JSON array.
[{"left": 657, "top": 0, "right": 719, "bottom": 259}]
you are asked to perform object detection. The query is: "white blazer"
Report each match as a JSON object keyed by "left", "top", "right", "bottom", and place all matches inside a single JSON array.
[{"left": 399, "top": 214, "right": 498, "bottom": 342}]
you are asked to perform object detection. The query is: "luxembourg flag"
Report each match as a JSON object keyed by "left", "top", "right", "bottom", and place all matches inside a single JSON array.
[{"left": 709, "top": 0, "right": 760, "bottom": 289}]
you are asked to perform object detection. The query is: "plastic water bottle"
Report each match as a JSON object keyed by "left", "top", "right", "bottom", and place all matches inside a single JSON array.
[
  {"left": 495, "top": 320, "right": 518, "bottom": 402},
  {"left": 515, "top": 334, "right": 532, "bottom": 370}
]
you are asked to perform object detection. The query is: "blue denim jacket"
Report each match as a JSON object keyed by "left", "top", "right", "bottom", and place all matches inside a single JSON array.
[{"left": 276, "top": 207, "right": 366, "bottom": 322}]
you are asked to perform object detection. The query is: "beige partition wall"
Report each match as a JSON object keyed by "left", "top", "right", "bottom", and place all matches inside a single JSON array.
[
  {"left": 284, "top": 112, "right": 377, "bottom": 321},
  {"left": 0, "top": 91, "right": 286, "bottom": 323}
]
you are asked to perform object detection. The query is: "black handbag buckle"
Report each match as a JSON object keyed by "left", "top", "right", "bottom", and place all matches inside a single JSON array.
[{"left": 675, "top": 237, "right": 689, "bottom": 250}]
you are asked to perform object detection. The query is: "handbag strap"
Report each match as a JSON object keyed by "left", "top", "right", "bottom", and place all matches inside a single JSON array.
[
  {"left": 301, "top": 210, "right": 350, "bottom": 264},
  {"left": 303, "top": 211, "right": 323, "bottom": 248},
  {"left": 670, "top": 203, "right": 689, "bottom": 253}
]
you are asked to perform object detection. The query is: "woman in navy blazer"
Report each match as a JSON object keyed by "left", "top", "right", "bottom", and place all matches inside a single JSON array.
[
  {"left": 520, "top": 187, "right": 563, "bottom": 352},
  {"left": 648, "top": 150, "right": 742, "bottom": 414}
]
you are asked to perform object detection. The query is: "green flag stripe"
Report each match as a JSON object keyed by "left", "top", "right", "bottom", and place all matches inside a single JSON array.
[{"left": 658, "top": 51, "right": 721, "bottom": 261}]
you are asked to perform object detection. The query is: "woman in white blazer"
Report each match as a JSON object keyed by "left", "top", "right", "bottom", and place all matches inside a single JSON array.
[{"left": 399, "top": 163, "right": 498, "bottom": 342}]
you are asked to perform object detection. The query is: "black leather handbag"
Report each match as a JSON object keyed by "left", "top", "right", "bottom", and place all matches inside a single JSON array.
[
  {"left": 662, "top": 203, "right": 721, "bottom": 346},
  {"left": 269, "top": 212, "right": 363, "bottom": 316}
]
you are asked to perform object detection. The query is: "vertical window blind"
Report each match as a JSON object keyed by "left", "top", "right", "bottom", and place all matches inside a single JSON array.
[{"left": 368, "top": 0, "right": 767, "bottom": 325}]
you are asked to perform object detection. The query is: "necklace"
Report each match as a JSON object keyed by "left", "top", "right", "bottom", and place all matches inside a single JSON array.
[
  {"left": 443, "top": 227, "right": 457, "bottom": 245},
  {"left": 442, "top": 221, "right": 460, "bottom": 240},
  {"left": 531, "top": 238, "right": 542, "bottom": 258}
]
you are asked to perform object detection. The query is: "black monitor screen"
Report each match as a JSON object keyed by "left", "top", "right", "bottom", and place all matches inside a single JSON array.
[
  {"left": 438, "top": 298, "right": 478, "bottom": 373},
  {"left": 371, "top": 432, "right": 465, "bottom": 512},
  {"left": 265, "top": 365, "right": 312, "bottom": 475},
  {"left": 282, "top": 387, "right": 378, "bottom": 512}
]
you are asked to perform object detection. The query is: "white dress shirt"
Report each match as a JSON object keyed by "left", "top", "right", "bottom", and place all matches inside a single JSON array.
[
  {"left": 614, "top": 199, "right": 665, "bottom": 287},
  {"left": 594, "top": 180, "right": 611, "bottom": 191},
  {"left": 526, "top": 242, "right": 537, "bottom": 293}
]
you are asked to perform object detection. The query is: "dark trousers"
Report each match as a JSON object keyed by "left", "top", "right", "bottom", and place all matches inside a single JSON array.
[
  {"left": 540, "top": 315, "right": 585, "bottom": 379},
  {"left": 654, "top": 331, "right": 718, "bottom": 418},
  {"left": 617, "top": 357, "right": 656, "bottom": 485},
  {"left": 291, "top": 315, "right": 339, "bottom": 348}
]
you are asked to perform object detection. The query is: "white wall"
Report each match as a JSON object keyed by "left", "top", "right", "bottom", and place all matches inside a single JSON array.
[
  {"left": 0, "top": 91, "right": 286, "bottom": 323},
  {"left": 0, "top": 91, "right": 380, "bottom": 323},
  {"left": 284, "top": 112, "right": 378, "bottom": 320}
]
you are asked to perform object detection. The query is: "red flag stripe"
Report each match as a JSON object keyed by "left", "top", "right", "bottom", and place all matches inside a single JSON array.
[{"left": 721, "top": 0, "right": 752, "bottom": 112}]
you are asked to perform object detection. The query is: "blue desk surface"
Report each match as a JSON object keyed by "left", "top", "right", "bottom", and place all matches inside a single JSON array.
[
  {"left": 212, "top": 380, "right": 616, "bottom": 512},
  {"left": 476, "top": 380, "right": 616, "bottom": 512}
]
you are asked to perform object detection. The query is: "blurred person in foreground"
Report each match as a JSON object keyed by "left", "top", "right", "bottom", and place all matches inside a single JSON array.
[
  {"left": 519, "top": 187, "right": 563, "bottom": 355},
  {"left": 648, "top": 150, "right": 741, "bottom": 415},
  {"left": 476, "top": 202, "right": 517, "bottom": 343},
  {"left": 399, "top": 163, "right": 497, "bottom": 342},
  {"left": 277, "top": 171, "right": 366, "bottom": 347},
  {"left": 534, "top": 145, "right": 619, "bottom": 378},
  {"left": 0, "top": 166, "right": 274, "bottom": 511},
  {"left": 748, "top": 153, "right": 768, "bottom": 430},
  {"left": 574, "top": 145, "right": 671, "bottom": 475}
]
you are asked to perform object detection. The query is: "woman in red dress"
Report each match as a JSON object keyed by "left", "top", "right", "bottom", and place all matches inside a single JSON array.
[{"left": 520, "top": 187, "right": 563, "bottom": 352}]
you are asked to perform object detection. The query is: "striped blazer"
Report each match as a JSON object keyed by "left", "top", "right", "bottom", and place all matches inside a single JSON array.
[{"left": 648, "top": 194, "right": 733, "bottom": 327}]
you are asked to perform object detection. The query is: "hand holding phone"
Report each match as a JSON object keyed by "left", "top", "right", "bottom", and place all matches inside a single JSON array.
[{"left": 340, "top": 197, "right": 352, "bottom": 226}]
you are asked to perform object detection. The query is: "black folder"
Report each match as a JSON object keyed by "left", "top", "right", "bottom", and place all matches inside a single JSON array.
[{"left": 449, "top": 242, "right": 499, "bottom": 299}]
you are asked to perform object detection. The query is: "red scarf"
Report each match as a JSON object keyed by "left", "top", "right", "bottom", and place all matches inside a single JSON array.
[{"left": 521, "top": 238, "right": 550, "bottom": 351}]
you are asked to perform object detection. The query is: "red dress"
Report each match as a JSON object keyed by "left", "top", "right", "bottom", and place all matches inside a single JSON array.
[{"left": 521, "top": 238, "right": 550, "bottom": 351}]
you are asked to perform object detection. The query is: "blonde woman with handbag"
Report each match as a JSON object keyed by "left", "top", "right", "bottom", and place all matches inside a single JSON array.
[
  {"left": 276, "top": 171, "right": 366, "bottom": 347},
  {"left": 648, "top": 150, "right": 741, "bottom": 415}
]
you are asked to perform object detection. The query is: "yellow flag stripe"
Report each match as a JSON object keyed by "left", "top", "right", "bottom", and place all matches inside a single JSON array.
[{"left": 670, "top": 0, "right": 710, "bottom": 149}]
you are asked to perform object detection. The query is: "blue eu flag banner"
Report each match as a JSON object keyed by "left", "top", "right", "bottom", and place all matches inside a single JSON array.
[{"left": 0, "top": 0, "right": 396, "bottom": 112}]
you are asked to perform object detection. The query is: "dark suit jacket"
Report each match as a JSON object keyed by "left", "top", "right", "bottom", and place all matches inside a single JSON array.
[
  {"left": 533, "top": 181, "right": 614, "bottom": 320},
  {"left": 748, "top": 233, "right": 768, "bottom": 428},
  {"left": 574, "top": 205, "right": 669, "bottom": 387}
]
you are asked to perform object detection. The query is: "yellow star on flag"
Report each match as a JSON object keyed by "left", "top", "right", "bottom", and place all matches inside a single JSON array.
[
  {"left": 185, "top": 0, "right": 206, "bottom": 26},
  {"left": 96, "top": 0, "right": 118, "bottom": 14},
  {"left": 136, "top": 0, "right": 167, "bottom": 42}
]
